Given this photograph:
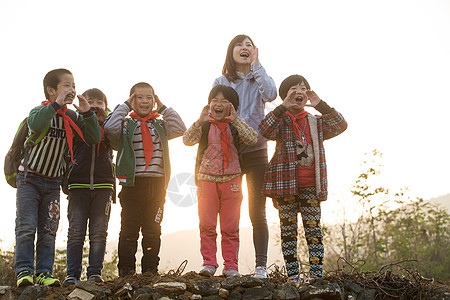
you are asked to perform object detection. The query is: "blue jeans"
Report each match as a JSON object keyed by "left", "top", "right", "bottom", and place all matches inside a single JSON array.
[
  {"left": 66, "top": 189, "right": 112, "bottom": 279},
  {"left": 14, "top": 171, "right": 61, "bottom": 275}
]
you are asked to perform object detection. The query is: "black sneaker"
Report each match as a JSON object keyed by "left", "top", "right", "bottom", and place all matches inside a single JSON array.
[{"left": 88, "top": 274, "right": 103, "bottom": 283}]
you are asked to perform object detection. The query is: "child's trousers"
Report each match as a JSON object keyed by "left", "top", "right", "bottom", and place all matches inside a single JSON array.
[
  {"left": 117, "top": 176, "right": 165, "bottom": 275},
  {"left": 66, "top": 189, "right": 112, "bottom": 279},
  {"left": 277, "top": 186, "right": 324, "bottom": 277},
  {"left": 197, "top": 177, "right": 243, "bottom": 271}
]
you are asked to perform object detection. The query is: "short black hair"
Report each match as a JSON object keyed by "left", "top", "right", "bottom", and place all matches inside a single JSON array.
[
  {"left": 82, "top": 88, "right": 108, "bottom": 108},
  {"left": 279, "top": 74, "right": 311, "bottom": 100},
  {"left": 130, "top": 82, "right": 154, "bottom": 96},
  {"left": 43, "top": 68, "right": 72, "bottom": 100},
  {"left": 208, "top": 85, "right": 239, "bottom": 111}
]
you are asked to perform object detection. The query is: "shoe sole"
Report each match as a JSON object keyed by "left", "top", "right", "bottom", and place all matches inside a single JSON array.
[
  {"left": 38, "top": 281, "right": 61, "bottom": 287},
  {"left": 17, "top": 279, "right": 34, "bottom": 288},
  {"left": 199, "top": 270, "right": 214, "bottom": 277}
]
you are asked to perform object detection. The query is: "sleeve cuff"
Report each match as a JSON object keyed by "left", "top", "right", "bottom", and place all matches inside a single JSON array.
[
  {"left": 51, "top": 102, "right": 61, "bottom": 111},
  {"left": 251, "top": 61, "right": 262, "bottom": 72},
  {"left": 158, "top": 105, "right": 168, "bottom": 114},
  {"left": 314, "top": 100, "right": 334, "bottom": 114},
  {"left": 81, "top": 110, "right": 94, "bottom": 118},
  {"left": 272, "top": 105, "right": 287, "bottom": 118}
]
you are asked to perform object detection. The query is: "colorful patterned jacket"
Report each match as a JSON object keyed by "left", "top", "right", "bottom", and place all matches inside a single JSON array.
[{"left": 259, "top": 101, "right": 347, "bottom": 201}]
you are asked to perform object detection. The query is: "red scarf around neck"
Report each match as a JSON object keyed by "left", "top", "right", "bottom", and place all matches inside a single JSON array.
[
  {"left": 129, "top": 111, "right": 160, "bottom": 169},
  {"left": 285, "top": 109, "right": 308, "bottom": 143},
  {"left": 42, "top": 100, "right": 87, "bottom": 164},
  {"left": 209, "top": 114, "right": 232, "bottom": 169}
]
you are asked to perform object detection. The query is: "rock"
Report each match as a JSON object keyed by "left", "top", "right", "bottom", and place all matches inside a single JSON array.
[
  {"left": 359, "top": 288, "right": 378, "bottom": 300},
  {"left": 300, "top": 284, "right": 342, "bottom": 300},
  {"left": 19, "top": 285, "right": 48, "bottom": 300},
  {"left": 221, "top": 276, "right": 264, "bottom": 290},
  {"left": 153, "top": 282, "right": 187, "bottom": 296},
  {"left": 134, "top": 294, "right": 152, "bottom": 300},
  {"left": 189, "top": 281, "right": 220, "bottom": 296},
  {"left": 0, "top": 286, "right": 11, "bottom": 295},
  {"left": 242, "top": 287, "right": 272, "bottom": 300},
  {"left": 344, "top": 281, "right": 363, "bottom": 294},
  {"left": 273, "top": 284, "right": 300, "bottom": 300},
  {"left": 202, "top": 296, "right": 223, "bottom": 300},
  {"left": 0, "top": 286, "right": 12, "bottom": 299},
  {"left": 218, "top": 288, "right": 230, "bottom": 298},
  {"left": 75, "top": 281, "right": 112, "bottom": 296},
  {"left": 228, "top": 289, "right": 243, "bottom": 300},
  {"left": 190, "top": 294, "right": 202, "bottom": 300},
  {"left": 68, "top": 288, "right": 95, "bottom": 300},
  {"left": 133, "top": 287, "right": 153, "bottom": 299},
  {"left": 115, "top": 282, "right": 133, "bottom": 298}
]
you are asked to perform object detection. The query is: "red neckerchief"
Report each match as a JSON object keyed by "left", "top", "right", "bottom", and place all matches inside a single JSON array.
[
  {"left": 129, "top": 111, "right": 160, "bottom": 169},
  {"left": 42, "top": 100, "right": 87, "bottom": 164},
  {"left": 285, "top": 109, "right": 308, "bottom": 143},
  {"left": 209, "top": 113, "right": 232, "bottom": 169}
]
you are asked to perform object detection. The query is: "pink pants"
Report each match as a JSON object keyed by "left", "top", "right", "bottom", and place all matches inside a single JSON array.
[{"left": 197, "top": 177, "right": 243, "bottom": 270}]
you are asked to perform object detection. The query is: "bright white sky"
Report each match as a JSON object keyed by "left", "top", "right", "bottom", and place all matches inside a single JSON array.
[{"left": 0, "top": 0, "right": 449, "bottom": 250}]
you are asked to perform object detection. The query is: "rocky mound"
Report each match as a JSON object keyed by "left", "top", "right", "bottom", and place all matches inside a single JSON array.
[{"left": 1, "top": 267, "right": 449, "bottom": 300}]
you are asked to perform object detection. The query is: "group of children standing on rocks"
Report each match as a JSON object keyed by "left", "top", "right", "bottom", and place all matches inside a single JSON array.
[{"left": 12, "top": 34, "right": 347, "bottom": 288}]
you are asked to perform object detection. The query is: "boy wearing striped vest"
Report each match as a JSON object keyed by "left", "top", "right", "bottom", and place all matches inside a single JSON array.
[
  {"left": 15, "top": 69, "right": 101, "bottom": 288},
  {"left": 63, "top": 88, "right": 115, "bottom": 286},
  {"left": 104, "top": 82, "right": 186, "bottom": 276}
]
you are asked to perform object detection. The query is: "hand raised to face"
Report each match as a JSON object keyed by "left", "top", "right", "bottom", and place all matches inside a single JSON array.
[
  {"left": 225, "top": 103, "right": 237, "bottom": 122},
  {"left": 250, "top": 46, "right": 259, "bottom": 65},
  {"left": 194, "top": 105, "right": 210, "bottom": 127},
  {"left": 282, "top": 89, "right": 308, "bottom": 111},
  {"left": 153, "top": 95, "right": 164, "bottom": 112},
  {"left": 73, "top": 95, "right": 91, "bottom": 113},
  {"left": 55, "top": 89, "right": 76, "bottom": 108},
  {"left": 127, "top": 93, "right": 136, "bottom": 110},
  {"left": 305, "top": 90, "right": 321, "bottom": 107}
]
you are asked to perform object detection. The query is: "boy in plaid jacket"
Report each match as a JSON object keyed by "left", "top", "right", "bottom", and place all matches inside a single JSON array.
[{"left": 259, "top": 74, "right": 347, "bottom": 281}]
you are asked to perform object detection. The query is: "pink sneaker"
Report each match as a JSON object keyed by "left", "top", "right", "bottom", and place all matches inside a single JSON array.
[
  {"left": 199, "top": 265, "right": 217, "bottom": 277},
  {"left": 223, "top": 269, "right": 240, "bottom": 278}
]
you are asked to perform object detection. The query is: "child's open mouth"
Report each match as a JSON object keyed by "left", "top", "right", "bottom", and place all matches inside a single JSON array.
[{"left": 295, "top": 96, "right": 304, "bottom": 102}]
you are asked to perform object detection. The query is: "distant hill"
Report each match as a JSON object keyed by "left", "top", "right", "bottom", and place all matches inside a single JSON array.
[
  {"left": 103, "top": 193, "right": 450, "bottom": 276},
  {"left": 428, "top": 193, "right": 450, "bottom": 212},
  {"left": 105, "top": 225, "right": 285, "bottom": 275}
]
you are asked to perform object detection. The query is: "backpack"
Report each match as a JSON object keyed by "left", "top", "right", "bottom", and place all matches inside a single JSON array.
[
  {"left": 4, "top": 117, "right": 49, "bottom": 188},
  {"left": 4, "top": 109, "right": 78, "bottom": 188}
]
